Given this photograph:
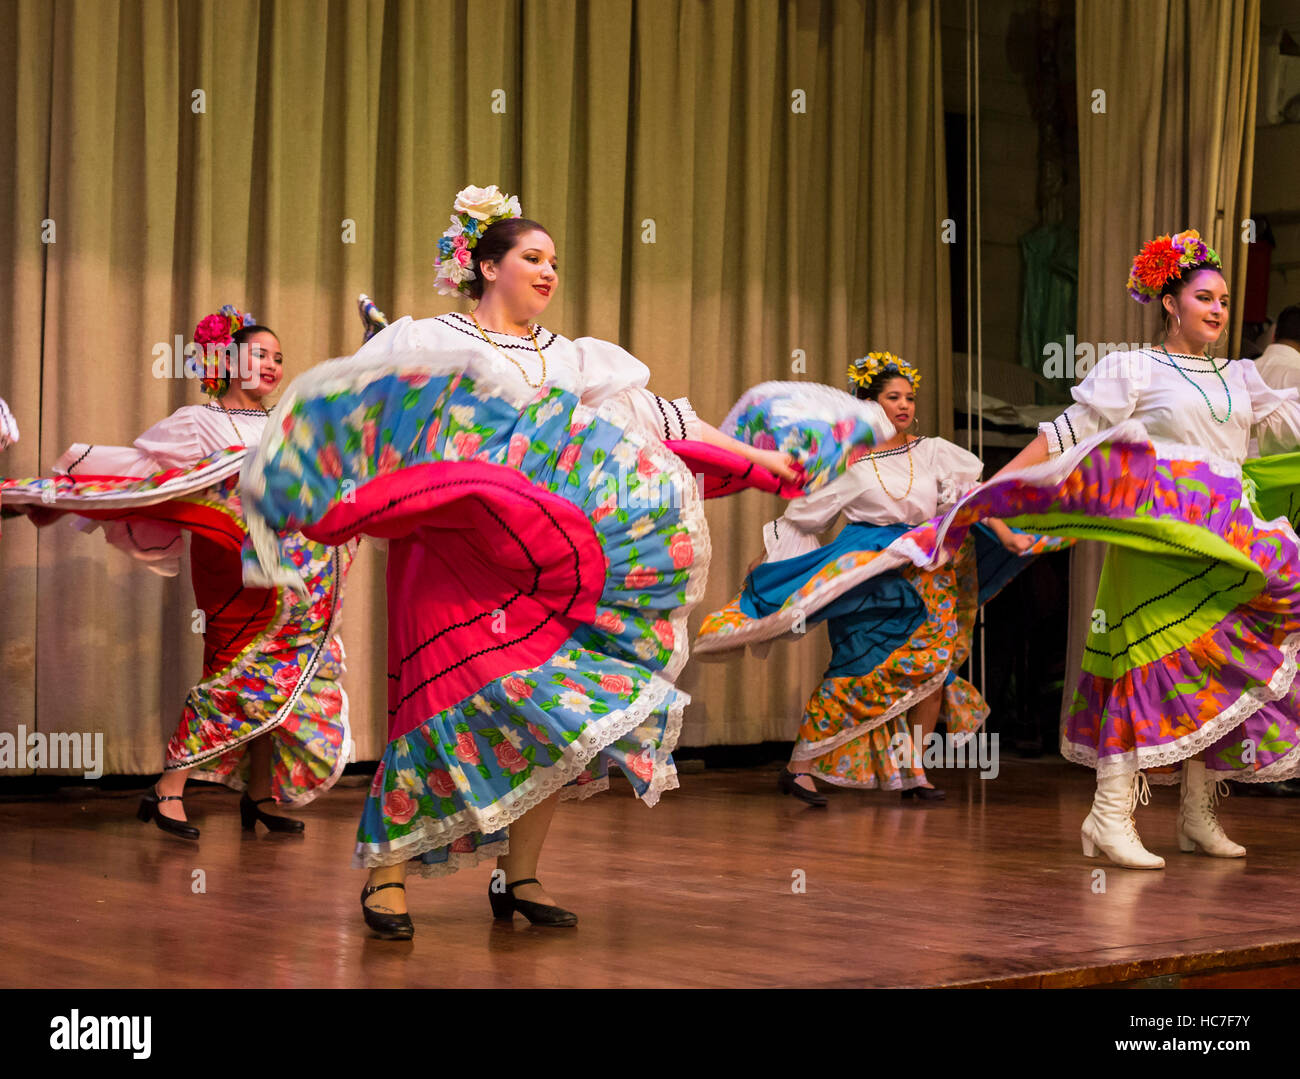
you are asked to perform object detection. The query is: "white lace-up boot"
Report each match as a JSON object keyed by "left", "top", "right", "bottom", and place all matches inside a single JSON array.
[
  {"left": 1081, "top": 769, "right": 1165, "bottom": 869},
  {"left": 1177, "top": 761, "right": 1246, "bottom": 857}
]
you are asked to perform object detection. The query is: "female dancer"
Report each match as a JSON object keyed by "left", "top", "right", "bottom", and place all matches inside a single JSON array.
[
  {"left": 696, "top": 354, "right": 1042, "bottom": 804},
  {"left": 950, "top": 230, "right": 1300, "bottom": 868},
  {"left": 239, "top": 185, "right": 890, "bottom": 938},
  {"left": 1, "top": 307, "right": 354, "bottom": 838}
]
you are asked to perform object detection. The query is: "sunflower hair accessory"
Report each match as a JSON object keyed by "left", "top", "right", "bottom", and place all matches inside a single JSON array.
[
  {"left": 1126, "top": 229, "right": 1221, "bottom": 304},
  {"left": 847, "top": 351, "right": 921, "bottom": 394},
  {"left": 193, "top": 304, "right": 258, "bottom": 397},
  {"left": 434, "top": 184, "right": 524, "bottom": 297}
]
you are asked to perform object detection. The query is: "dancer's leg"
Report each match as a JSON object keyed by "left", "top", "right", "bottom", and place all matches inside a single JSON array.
[
  {"left": 154, "top": 766, "right": 192, "bottom": 821},
  {"left": 245, "top": 732, "right": 292, "bottom": 816},
  {"left": 496, "top": 792, "right": 562, "bottom": 905},
  {"left": 363, "top": 862, "right": 409, "bottom": 915}
]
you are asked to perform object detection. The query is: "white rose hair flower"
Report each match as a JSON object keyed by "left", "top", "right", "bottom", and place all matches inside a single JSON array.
[{"left": 434, "top": 184, "right": 525, "bottom": 297}]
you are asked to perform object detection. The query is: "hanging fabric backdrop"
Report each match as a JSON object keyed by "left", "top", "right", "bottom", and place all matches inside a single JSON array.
[{"left": 1062, "top": 0, "right": 1259, "bottom": 729}]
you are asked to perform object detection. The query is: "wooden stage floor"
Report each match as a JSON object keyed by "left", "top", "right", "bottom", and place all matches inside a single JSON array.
[{"left": 4, "top": 757, "right": 1300, "bottom": 988}]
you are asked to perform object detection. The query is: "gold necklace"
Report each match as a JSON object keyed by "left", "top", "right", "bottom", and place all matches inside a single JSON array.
[
  {"left": 216, "top": 400, "right": 267, "bottom": 446},
  {"left": 868, "top": 437, "right": 915, "bottom": 500},
  {"left": 470, "top": 312, "right": 548, "bottom": 388}
]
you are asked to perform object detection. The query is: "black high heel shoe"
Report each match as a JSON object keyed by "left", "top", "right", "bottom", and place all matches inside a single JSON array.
[
  {"left": 489, "top": 878, "right": 579, "bottom": 927},
  {"left": 136, "top": 788, "right": 200, "bottom": 840},
  {"left": 778, "top": 767, "right": 828, "bottom": 806},
  {"left": 901, "top": 786, "right": 946, "bottom": 802},
  {"left": 361, "top": 881, "right": 414, "bottom": 940},
  {"left": 239, "top": 793, "right": 305, "bottom": 833}
]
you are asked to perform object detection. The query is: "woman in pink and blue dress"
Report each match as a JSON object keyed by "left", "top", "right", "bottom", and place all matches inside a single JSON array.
[
  {"left": 1, "top": 308, "right": 354, "bottom": 838},
  {"left": 239, "top": 184, "right": 895, "bottom": 939}
]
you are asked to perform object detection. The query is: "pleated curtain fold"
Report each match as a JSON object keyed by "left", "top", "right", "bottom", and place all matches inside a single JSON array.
[{"left": 1063, "top": 0, "right": 1260, "bottom": 732}]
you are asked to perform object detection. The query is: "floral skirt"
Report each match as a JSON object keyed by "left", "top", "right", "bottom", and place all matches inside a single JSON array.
[
  {"left": 1, "top": 452, "right": 353, "bottom": 804},
  {"left": 698, "top": 519, "right": 1056, "bottom": 788},
  {"left": 237, "top": 356, "right": 897, "bottom": 873},
  {"left": 930, "top": 426, "right": 1300, "bottom": 784},
  {"left": 239, "top": 363, "right": 707, "bottom": 875},
  {"left": 797, "top": 552, "right": 986, "bottom": 790}
]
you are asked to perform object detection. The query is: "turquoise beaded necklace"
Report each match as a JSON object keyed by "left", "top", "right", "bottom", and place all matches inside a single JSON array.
[{"left": 1155, "top": 345, "right": 1232, "bottom": 424}]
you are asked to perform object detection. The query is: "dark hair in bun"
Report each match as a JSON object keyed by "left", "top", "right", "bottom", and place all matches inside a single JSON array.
[{"left": 467, "top": 218, "right": 552, "bottom": 300}]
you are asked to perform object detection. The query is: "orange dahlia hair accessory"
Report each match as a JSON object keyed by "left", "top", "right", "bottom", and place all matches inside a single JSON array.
[{"left": 1126, "top": 229, "right": 1221, "bottom": 304}]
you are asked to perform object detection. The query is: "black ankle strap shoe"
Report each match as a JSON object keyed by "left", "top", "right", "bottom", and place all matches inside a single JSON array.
[
  {"left": 136, "top": 789, "right": 200, "bottom": 840},
  {"left": 361, "top": 881, "right": 414, "bottom": 940},
  {"left": 240, "top": 793, "right": 305, "bottom": 833},
  {"left": 489, "top": 877, "right": 578, "bottom": 927}
]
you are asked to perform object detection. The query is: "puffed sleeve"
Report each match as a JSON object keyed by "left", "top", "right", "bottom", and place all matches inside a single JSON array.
[
  {"left": 132, "top": 407, "right": 204, "bottom": 470},
  {"left": 1242, "top": 361, "right": 1300, "bottom": 455},
  {"left": 47, "top": 409, "right": 204, "bottom": 577},
  {"left": 1037, "top": 350, "right": 1145, "bottom": 457},
  {"left": 572, "top": 336, "right": 702, "bottom": 442},
  {"left": 760, "top": 468, "right": 863, "bottom": 560},
  {"left": 929, "top": 438, "right": 985, "bottom": 513}
]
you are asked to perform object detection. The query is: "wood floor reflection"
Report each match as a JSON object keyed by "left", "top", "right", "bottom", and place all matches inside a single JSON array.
[{"left": 3, "top": 758, "right": 1299, "bottom": 987}]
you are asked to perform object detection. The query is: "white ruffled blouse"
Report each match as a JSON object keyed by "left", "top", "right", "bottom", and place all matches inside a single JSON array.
[
  {"left": 57, "top": 403, "right": 268, "bottom": 481},
  {"left": 52, "top": 403, "right": 269, "bottom": 576},
  {"left": 1038, "top": 349, "right": 1300, "bottom": 465},
  {"left": 763, "top": 436, "right": 985, "bottom": 561},
  {"left": 354, "top": 312, "right": 701, "bottom": 441}
]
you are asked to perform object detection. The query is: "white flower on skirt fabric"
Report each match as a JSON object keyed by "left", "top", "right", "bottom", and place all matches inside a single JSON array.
[
  {"left": 628, "top": 515, "right": 655, "bottom": 540},
  {"left": 558, "top": 691, "right": 593, "bottom": 714},
  {"left": 448, "top": 764, "right": 472, "bottom": 792}
]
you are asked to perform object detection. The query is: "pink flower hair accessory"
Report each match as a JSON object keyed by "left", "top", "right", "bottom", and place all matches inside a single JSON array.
[{"left": 193, "top": 304, "right": 258, "bottom": 396}]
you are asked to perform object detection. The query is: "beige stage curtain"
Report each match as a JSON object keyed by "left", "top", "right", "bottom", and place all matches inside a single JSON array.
[
  {"left": 1063, "top": 0, "right": 1259, "bottom": 727},
  {"left": 0, "top": 0, "right": 950, "bottom": 771}
]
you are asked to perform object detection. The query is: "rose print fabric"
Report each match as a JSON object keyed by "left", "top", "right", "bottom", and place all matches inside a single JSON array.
[{"left": 240, "top": 361, "right": 710, "bottom": 875}]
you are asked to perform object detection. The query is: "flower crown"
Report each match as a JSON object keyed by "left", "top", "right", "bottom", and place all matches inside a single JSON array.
[
  {"left": 193, "top": 304, "right": 258, "bottom": 397},
  {"left": 434, "top": 184, "right": 524, "bottom": 297},
  {"left": 847, "top": 351, "right": 921, "bottom": 394},
  {"left": 1126, "top": 229, "right": 1222, "bottom": 304}
]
